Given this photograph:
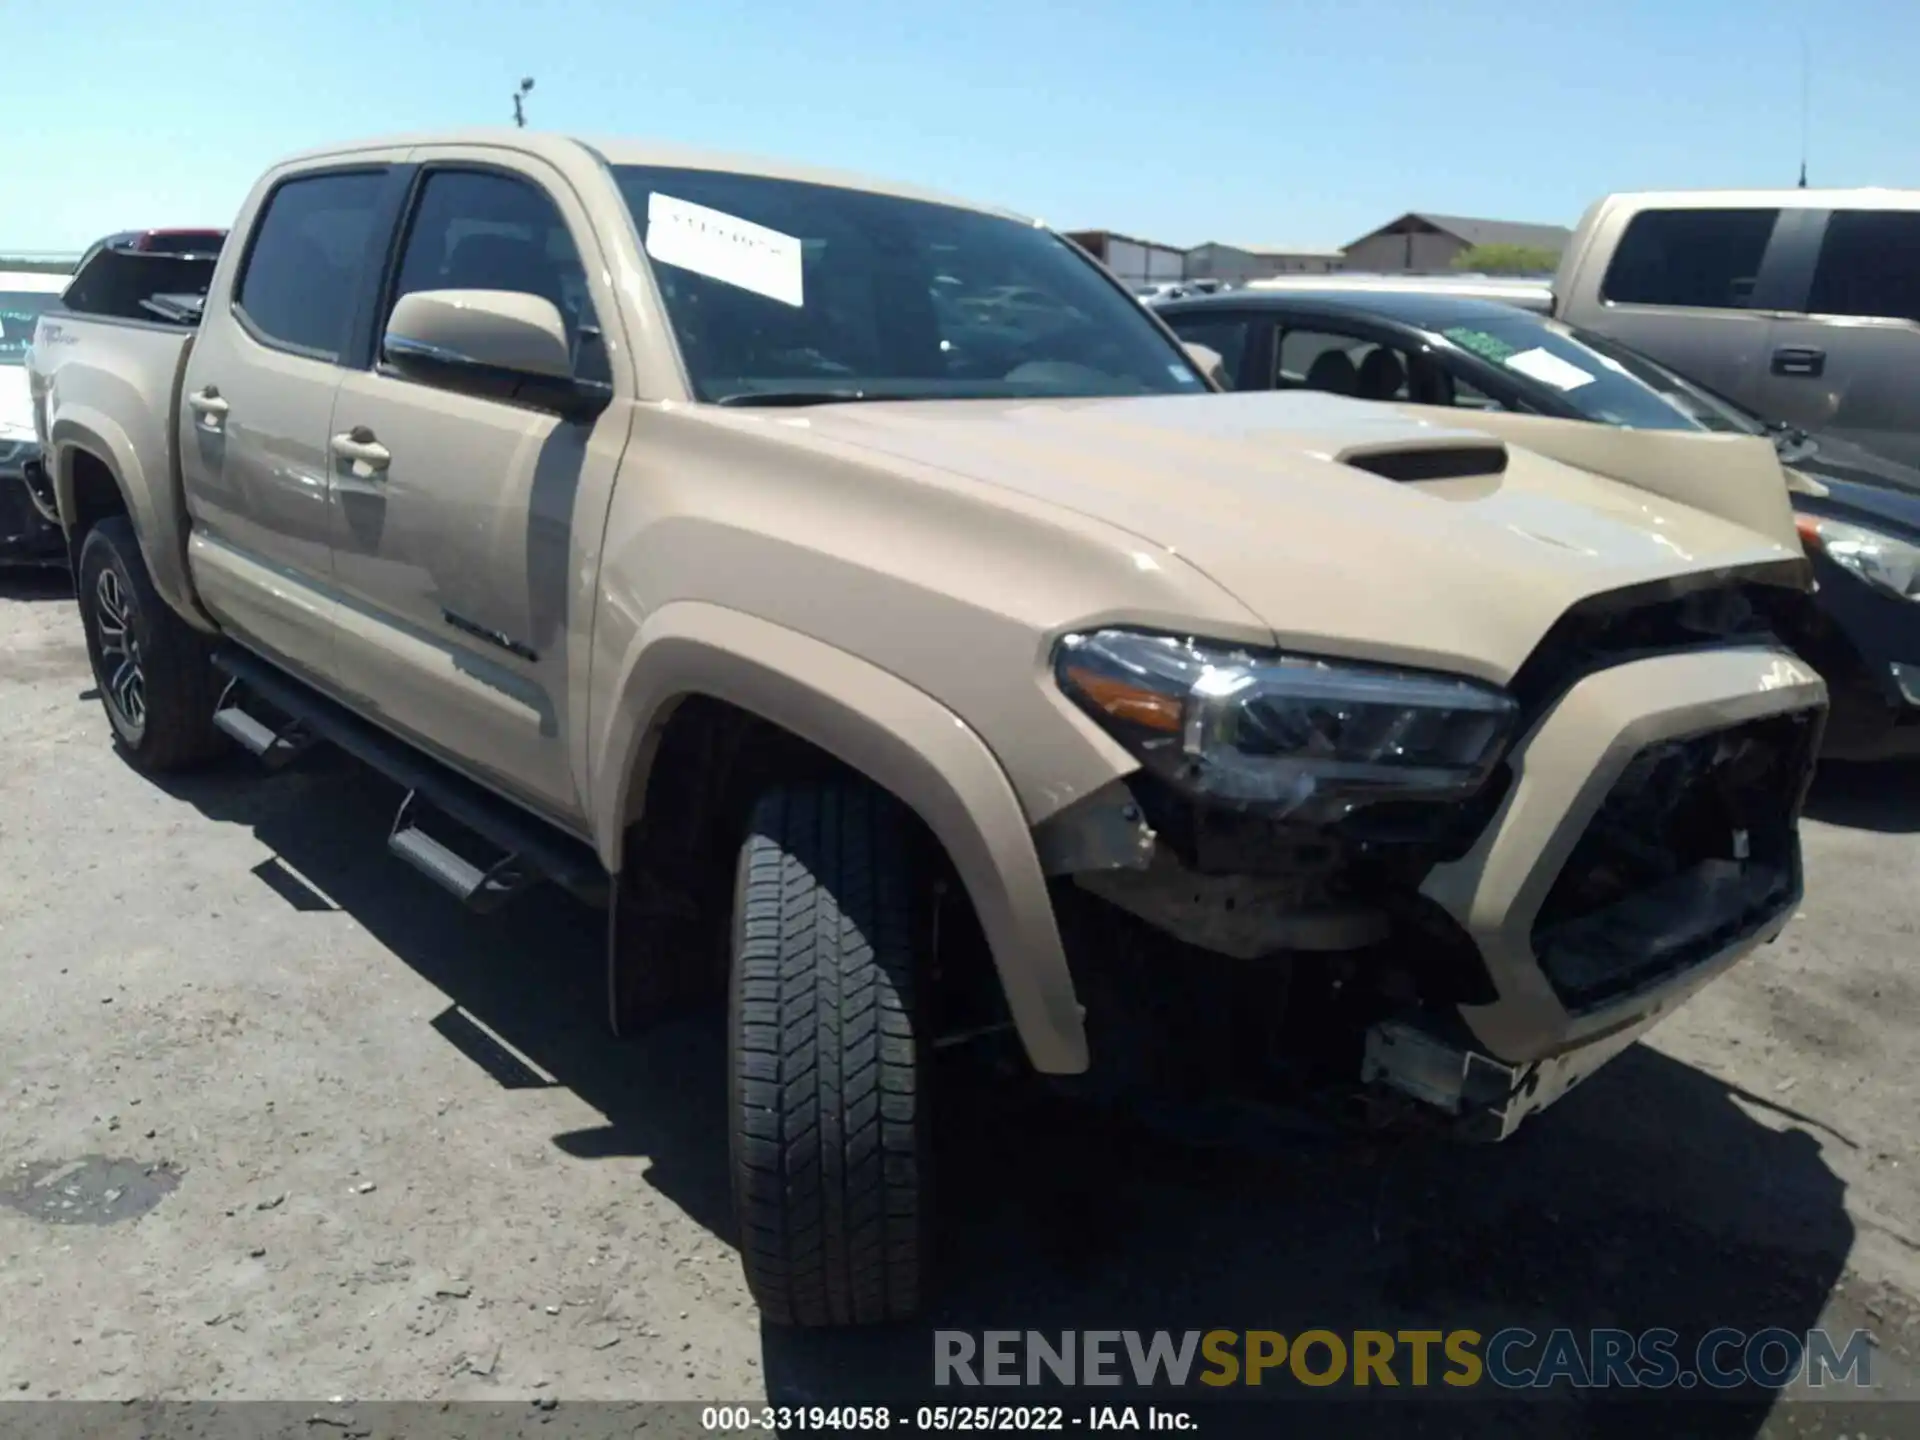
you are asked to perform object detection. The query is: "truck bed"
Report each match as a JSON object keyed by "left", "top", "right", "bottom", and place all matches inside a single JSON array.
[{"left": 28, "top": 309, "right": 199, "bottom": 614}]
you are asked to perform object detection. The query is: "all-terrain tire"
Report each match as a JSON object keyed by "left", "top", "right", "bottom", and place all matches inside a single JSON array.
[
  {"left": 728, "top": 781, "right": 929, "bottom": 1326},
  {"left": 76, "top": 516, "right": 224, "bottom": 772}
]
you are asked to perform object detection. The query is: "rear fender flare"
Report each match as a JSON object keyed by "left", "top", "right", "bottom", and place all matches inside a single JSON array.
[
  {"left": 49, "top": 409, "right": 211, "bottom": 629},
  {"left": 591, "top": 601, "right": 1089, "bottom": 1074}
]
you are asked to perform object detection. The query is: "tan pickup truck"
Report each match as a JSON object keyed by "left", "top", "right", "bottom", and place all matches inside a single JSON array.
[{"left": 30, "top": 129, "right": 1827, "bottom": 1327}]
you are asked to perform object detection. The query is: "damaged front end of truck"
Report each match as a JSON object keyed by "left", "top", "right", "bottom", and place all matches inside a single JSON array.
[{"left": 1025, "top": 564, "right": 1826, "bottom": 1141}]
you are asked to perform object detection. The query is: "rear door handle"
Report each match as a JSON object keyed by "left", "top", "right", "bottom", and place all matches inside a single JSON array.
[
  {"left": 329, "top": 426, "right": 391, "bottom": 473},
  {"left": 1771, "top": 346, "right": 1826, "bottom": 378},
  {"left": 187, "top": 387, "right": 229, "bottom": 422}
]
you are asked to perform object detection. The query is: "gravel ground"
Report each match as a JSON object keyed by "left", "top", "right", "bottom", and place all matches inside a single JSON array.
[{"left": 2, "top": 573, "right": 1917, "bottom": 1437}]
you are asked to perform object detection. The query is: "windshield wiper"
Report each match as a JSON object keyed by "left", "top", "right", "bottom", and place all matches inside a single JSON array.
[{"left": 713, "top": 388, "right": 919, "bottom": 407}]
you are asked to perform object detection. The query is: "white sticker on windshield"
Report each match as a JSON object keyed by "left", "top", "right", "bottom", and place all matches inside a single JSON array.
[
  {"left": 1503, "top": 346, "right": 1596, "bottom": 392},
  {"left": 645, "top": 193, "right": 804, "bottom": 308},
  {"left": 1170, "top": 364, "right": 1201, "bottom": 384}
]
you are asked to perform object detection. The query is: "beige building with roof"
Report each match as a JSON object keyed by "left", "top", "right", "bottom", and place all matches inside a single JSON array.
[
  {"left": 1183, "top": 242, "right": 1347, "bottom": 284},
  {"left": 1340, "top": 212, "right": 1573, "bottom": 273}
]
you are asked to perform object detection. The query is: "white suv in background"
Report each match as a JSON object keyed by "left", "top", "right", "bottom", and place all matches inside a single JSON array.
[{"left": 0, "top": 269, "right": 69, "bottom": 562}]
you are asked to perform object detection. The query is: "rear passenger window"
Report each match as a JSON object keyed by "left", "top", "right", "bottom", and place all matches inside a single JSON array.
[
  {"left": 1274, "top": 329, "right": 1369, "bottom": 395},
  {"left": 387, "top": 169, "right": 604, "bottom": 381},
  {"left": 235, "top": 170, "right": 386, "bottom": 359},
  {"left": 1807, "top": 210, "right": 1920, "bottom": 323},
  {"left": 1601, "top": 208, "right": 1780, "bottom": 310},
  {"left": 1162, "top": 316, "right": 1251, "bottom": 388}
]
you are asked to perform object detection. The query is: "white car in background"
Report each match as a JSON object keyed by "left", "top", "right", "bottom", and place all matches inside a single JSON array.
[
  {"left": 1245, "top": 272, "right": 1554, "bottom": 312},
  {"left": 1, "top": 269, "right": 70, "bottom": 562}
]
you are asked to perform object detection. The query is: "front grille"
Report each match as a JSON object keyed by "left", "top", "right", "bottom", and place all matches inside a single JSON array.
[{"left": 1530, "top": 710, "right": 1820, "bottom": 1012}]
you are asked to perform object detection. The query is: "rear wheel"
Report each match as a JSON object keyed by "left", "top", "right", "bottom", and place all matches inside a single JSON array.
[
  {"left": 728, "top": 780, "right": 930, "bottom": 1326},
  {"left": 76, "top": 516, "right": 224, "bottom": 771}
]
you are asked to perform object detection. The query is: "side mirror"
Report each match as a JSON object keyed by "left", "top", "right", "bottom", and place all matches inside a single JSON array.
[
  {"left": 1183, "top": 341, "right": 1230, "bottom": 390},
  {"left": 383, "top": 289, "right": 608, "bottom": 417},
  {"left": 386, "top": 289, "right": 571, "bottom": 378}
]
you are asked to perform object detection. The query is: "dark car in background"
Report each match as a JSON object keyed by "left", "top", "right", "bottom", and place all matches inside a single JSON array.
[
  {"left": 9, "top": 228, "right": 226, "bottom": 561},
  {"left": 1155, "top": 288, "right": 1920, "bottom": 760}
]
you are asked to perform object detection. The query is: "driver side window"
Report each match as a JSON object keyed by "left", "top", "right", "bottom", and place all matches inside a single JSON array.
[
  {"left": 1161, "top": 315, "right": 1252, "bottom": 389},
  {"left": 388, "top": 169, "right": 608, "bottom": 383},
  {"left": 1405, "top": 357, "right": 1508, "bottom": 412},
  {"left": 1275, "top": 327, "right": 1412, "bottom": 401},
  {"left": 1275, "top": 324, "right": 1522, "bottom": 413}
]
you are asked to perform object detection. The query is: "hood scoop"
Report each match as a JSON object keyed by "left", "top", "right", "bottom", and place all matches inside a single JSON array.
[{"left": 1336, "top": 436, "right": 1509, "bottom": 483}]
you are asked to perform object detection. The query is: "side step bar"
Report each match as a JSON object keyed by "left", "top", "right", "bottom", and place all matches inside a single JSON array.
[
  {"left": 388, "top": 789, "right": 533, "bottom": 913},
  {"left": 211, "top": 647, "right": 609, "bottom": 910},
  {"left": 213, "top": 676, "right": 316, "bottom": 770},
  {"left": 19, "top": 458, "right": 61, "bottom": 526}
]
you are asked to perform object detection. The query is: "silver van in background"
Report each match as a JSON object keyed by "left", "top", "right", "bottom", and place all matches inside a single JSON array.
[{"left": 1554, "top": 189, "right": 1920, "bottom": 467}]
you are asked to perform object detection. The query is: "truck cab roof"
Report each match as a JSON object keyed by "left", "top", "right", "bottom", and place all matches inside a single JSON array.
[{"left": 272, "top": 128, "right": 1026, "bottom": 223}]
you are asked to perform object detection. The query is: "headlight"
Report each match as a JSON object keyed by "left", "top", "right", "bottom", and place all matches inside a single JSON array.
[
  {"left": 1054, "top": 629, "right": 1518, "bottom": 820},
  {"left": 1797, "top": 515, "right": 1920, "bottom": 600}
]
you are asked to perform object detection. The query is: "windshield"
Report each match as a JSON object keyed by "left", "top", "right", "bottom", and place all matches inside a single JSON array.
[
  {"left": 1559, "top": 325, "right": 1766, "bottom": 437},
  {"left": 612, "top": 166, "right": 1207, "bottom": 404},
  {"left": 0, "top": 291, "right": 60, "bottom": 367},
  {"left": 1433, "top": 314, "right": 1746, "bottom": 434}
]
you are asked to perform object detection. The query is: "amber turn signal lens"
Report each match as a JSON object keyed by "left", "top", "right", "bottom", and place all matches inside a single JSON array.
[{"left": 1061, "top": 665, "right": 1183, "bottom": 732}]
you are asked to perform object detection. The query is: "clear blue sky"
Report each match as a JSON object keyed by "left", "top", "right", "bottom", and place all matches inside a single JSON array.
[{"left": 10, "top": 0, "right": 1915, "bottom": 253}]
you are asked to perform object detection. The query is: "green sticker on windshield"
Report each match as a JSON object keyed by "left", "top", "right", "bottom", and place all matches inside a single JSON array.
[{"left": 1442, "top": 326, "right": 1517, "bottom": 364}]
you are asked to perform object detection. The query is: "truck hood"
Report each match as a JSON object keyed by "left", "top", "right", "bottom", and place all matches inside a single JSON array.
[{"left": 750, "top": 389, "right": 1802, "bottom": 683}]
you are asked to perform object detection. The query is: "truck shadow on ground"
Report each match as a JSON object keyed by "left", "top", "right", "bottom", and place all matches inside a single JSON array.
[
  {"left": 144, "top": 751, "right": 1856, "bottom": 1440},
  {"left": 1802, "top": 757, "right": 1920, "bottom": 834},
  {"left": 763, "top": 1061, "right": 1854, "bottom": 1438}
]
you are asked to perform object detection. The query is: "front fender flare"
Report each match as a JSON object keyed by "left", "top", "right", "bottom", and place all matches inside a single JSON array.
[{"left": 591, "top": 601, "right": 1088, "bottom": 1074}]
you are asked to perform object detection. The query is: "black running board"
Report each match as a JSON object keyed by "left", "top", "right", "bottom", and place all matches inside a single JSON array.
[{"left": 211, "top": 647, "right": 609, "bottom": 910}]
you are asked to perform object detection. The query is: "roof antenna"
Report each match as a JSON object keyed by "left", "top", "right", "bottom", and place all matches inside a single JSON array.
[
  {"left": 512, "top": 76, "right": 535, "bottom": 129},
  {"left": 1796, "top": 35, "right": 1809, "bottom": 187}
]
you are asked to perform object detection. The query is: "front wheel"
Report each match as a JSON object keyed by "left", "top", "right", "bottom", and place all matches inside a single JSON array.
[
  {"left": 728, "top": 781, "right": 931, "bottom": 1326},
  {"left": 76, "top": 516, "right": 224, "bottom": 771}
]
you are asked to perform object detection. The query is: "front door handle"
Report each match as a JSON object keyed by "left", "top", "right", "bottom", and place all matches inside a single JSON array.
[
  {"left": 1772, "top": 346, "right": 1826, "bottom": 378},
  {"left": 329, "top": 426, "right": 391, "bottom": 473},
  {"left": 187, "top": 387, "right": 229, "bottom": 423}
]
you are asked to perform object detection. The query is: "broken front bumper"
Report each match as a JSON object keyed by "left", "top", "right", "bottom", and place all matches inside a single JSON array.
[
  {"left": 1401, "top": 645, "right": 1825, "bottom": 1124},
  {"left": 1361, "top": 1009, "right": 1665, "bottom": 1142}
]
